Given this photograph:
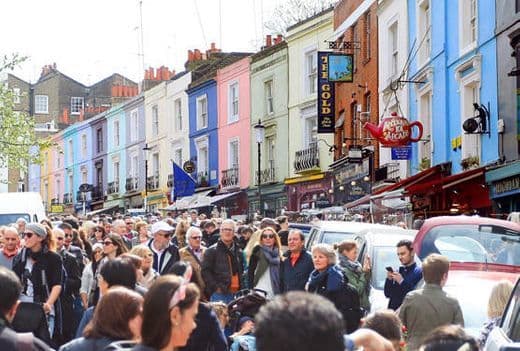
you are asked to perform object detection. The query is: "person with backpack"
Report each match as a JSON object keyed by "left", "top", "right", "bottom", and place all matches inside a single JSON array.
[
  {"left": 306, "top": 243, "right": 362, "bottom": 333},
  {"left": 336, "top": 240, "right": 371, "bottom": 312},
  {"left": 11, "top": 223, "right": 64, "bottom": 343}
]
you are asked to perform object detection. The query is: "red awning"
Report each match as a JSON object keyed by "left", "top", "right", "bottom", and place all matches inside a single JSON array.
[{"left": 405, "top": 167, "right": 485, "bottom": 194}]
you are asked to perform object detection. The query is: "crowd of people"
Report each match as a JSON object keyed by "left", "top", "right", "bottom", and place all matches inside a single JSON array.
[{"left": 0, "top": 210, "right": 514, "bottom": 350}]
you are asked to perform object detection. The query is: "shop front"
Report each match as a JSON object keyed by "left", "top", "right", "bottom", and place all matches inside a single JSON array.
[
  {"left": 285, "top": 173, "right": 333, "bottom": 212},
  {"left": 144, "top": 190, "right": 169, "bottom": 212},
  {"left": 486, "top": 161, "right": 520, "bottom": 217},
  {"left": 247, "top": 183, "right": 288, "bottom": 219},
  {"left": 331, "top": 158, "right": 371, "bottom": 206}
]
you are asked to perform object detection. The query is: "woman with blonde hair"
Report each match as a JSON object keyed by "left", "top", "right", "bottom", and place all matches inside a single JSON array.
[
  {"left": 130, "top": 245, "right": 159, "bottom": 288},
  {"left": 248, "top": 227, "right": 283, "bottom": 298},
  {"left": 478, "top": 279, "right": 514, "bottom": 347}
]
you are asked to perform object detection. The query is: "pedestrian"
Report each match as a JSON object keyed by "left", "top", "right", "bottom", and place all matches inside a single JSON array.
[
  {"left": 201, "top": 219, "right": 244, "bottom": 304},
  {"left": 131, "top": 222, "right": 151, "bottom": 246},
  {"left": 12, "top": 223, "right": 63, "bottom": 340},
  {"left": 398, "top": 254, "right": 464, "bottom": 351},
  {"left": 58, "top": 223, "right": 85, "bottom": 272},
  {"left": 178, "top": 227, "right": 206, "bottom": 299},
  {"left": 237, "top": 226, "right": 253, "bottom": 250},
  {"left": 275, "top": 216, "right": 289, "bottom": 250},
  {"left": 131, "top": 275, "right": 200, "bottom": 351},
  {"left": 0, "top": 266, "right": 51, "bottom": 350},
  {"left": 16, "top": 218, "right": 27, "bottom": 236},
  {"left": 336, "top": 239, "right": 371, "bottom": 311},
  {"left": 79, "top": 243, "right": 103, "bottom": 309},
  {"left": 111, "top": 220, "right": 133, "bottom": 250},
  {"left": 59, "top": 286, "right": 143, "bottom": 351},
  {"left": 419, "top": 324, "right": 478, "bottom": 351},
  {"left": 229, "top": 317, "right": 256, "bottom": 351},
  {"left": 129, "top": 245, "right": 159, "bottom": 289},
  {"left": 362, "top": 309, "right": 403, "bottom": 351},
  {"left": 279, "top": 229, "right": 314, "bottom": 292},
  {"left": 248, "top": 227, "right": 283, "bottom": 298},
  {"left": 174, "top": 219, "right": 190, "bottom": 250},
  {"left": 146, "top": 221, "right": 180, "bottom": 275},
  {"left": 0, "top": 226, "right": 20, "bottom": 269},
  {"left": 477, "top": 279, "right": 514, "bottom": 348},
  {"left": 89, "top": 226, "right": 106, "bottom": 245},
  {"left": 190, "top": 210, "right": 200, "bottom": 228},
  {"left": 384, "top": 239, "right": 423, "bottom": 310},
  {"left": 306, "top": 243, "right": 362, "bottom": 333},
  {"left": 203, "top": 220, "right": 220, "bottom": 247}
]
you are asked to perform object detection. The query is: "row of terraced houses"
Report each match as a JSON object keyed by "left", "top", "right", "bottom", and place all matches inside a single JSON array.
[{"left": 5, "top": 0, "right": 520, "bottom": 220}]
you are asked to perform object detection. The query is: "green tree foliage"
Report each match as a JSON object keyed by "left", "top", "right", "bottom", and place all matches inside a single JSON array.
[
  {"left": 264, "top": 0, "right": 338, "bottom": 35},
  {"left": 0, "top": 54, "right": 54, "bottom": 174}
]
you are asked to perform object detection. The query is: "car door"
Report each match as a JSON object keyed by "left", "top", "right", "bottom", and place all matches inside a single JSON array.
[{"left": 485, "top": 278, "right": 520, "bottom": 351}]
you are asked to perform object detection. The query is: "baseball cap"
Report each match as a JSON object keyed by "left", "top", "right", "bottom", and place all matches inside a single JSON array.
[{"left": 151, "top": 221, "right": 175, "bottom": 234}]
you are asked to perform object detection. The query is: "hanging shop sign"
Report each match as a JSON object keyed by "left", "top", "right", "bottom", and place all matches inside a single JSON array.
[
  {"left": 328, "top": 53, "right": 354, "bottom": 82},
  {"left": 391, "top": 146, "right": 412, "bottom": 160},
  {"left": 317, "top": 51, "right": 335, "bottom": 133},
  {"left": 364, "top": 112, "right": 423, "bottom": 147}
]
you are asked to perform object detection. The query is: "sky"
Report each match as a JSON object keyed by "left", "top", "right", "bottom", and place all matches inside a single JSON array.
[{"left": 1, "top": 0, "right": 286, "bottom": 85}]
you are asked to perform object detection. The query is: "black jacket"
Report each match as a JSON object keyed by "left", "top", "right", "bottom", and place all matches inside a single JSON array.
[
  {"left": 0, "top": 314, "right": 50, "bottom": 351},
  {"left": 280, "top": 249, "right": 314, "bottom": 292},
  {"left": 179, "top": 302, "right": 227, "bottom": 351},
  {"left": 201, "top": 240, "right": 244, "bottom": 297},
  {"left": 147, "top": 241, "right": 180, "bottom": 275}
]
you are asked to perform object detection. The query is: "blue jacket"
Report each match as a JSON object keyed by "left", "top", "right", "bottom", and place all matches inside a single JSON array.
[
  {"left": 383, "top": 262, "right": 423, "bottom": 310},
  {"left": 279, "top": 249, "right": 314, "bottom": 292}
]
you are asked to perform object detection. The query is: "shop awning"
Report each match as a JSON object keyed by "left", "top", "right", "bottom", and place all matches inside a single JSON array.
[
  {"left": 345, "top": 194, "right": 371, "bottom": 209},
  {"left": 405, "top": 167, "right": 485, "bottom": 194},
  {"left": 86, "top": 205, "right": 120, "bottom": 217}
]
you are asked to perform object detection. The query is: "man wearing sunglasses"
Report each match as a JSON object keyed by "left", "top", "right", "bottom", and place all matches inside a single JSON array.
[
  {"left": 178, "top": 227, "right": 206, "bottom": 299},
  {"left": 57, "top": 223, "right": 85, "bottom": 272},
  {"left": 147, "top": 221, "right": 180, "bottom": 275}
]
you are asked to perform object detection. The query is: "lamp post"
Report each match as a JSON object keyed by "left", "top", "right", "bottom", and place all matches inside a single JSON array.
[
  {"left": 143, "top": 143, "right": 152, "bottom": 213},
  {"left": 254, "top": 119, "right": 265, "bottom": 216}
]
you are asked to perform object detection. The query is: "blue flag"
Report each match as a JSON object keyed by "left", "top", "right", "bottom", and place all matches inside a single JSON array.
[{"left": 173, "top": 162, "right": 196, "bottom": 200}]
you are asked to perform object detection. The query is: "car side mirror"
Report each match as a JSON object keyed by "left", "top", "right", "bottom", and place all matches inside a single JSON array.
[{"left": 499, "top": 344, "right": 520, "bottom": 351}]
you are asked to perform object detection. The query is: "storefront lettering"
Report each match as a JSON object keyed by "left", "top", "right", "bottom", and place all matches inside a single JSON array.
[{"left": 494, "top": 176, "right": 520, "bottom": 195}]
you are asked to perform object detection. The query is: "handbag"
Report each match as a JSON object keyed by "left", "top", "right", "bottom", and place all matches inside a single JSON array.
[{"left": 228, "top": 255, "right": 240, "bottom": 293}]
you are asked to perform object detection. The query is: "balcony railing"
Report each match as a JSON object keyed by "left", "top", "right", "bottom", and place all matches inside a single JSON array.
[
  {"left": 196, "top": 171, "right": 208, "bottom": 187},
  {"left": 147, "top": 173, "right": 159, "bottom": 190},
  {"left": 167, "top": 174, "right": 173, "bottom": 188},
  {"left": 256, "top": 161, "right": 276, "bottom": 185},
  {"left": 63, "top": 193, "right": 72, "bottom": 204},
  {"left": 294, "top": 142, "right": 320, "bottom": 173},
  {"left": 221, "top": 167, "right": 239, "bottom": 189},
  {"left": 50, "top": 198, "right": 59, "bottom": 205},
  {"left": 91, "top": 185, "right": 104, "bottom": 201},
  {"left": 125, "top": 177, "right": 139, "bottom": 192},
  {"left": 107, "top": 181, "right": 119, "bottom": 194},
  {"left": 76, "top": 191, "right": 84, "bottom": 202}
]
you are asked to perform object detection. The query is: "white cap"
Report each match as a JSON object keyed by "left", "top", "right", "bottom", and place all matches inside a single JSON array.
[{"left": 151, "top": 221, "right": 175, "bottom": 234}]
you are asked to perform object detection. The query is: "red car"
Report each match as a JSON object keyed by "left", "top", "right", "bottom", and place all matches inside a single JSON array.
[{"left": 413, "top": 216, "right": 520, "bottom": 273}]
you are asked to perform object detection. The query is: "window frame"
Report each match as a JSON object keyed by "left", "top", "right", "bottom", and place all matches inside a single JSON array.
[
  {"left": 228, "top": 138, "right": 240, "bottom": 169},
  {"left": 174, "top": 98, "right": 182, "bottom": 131},
  {"left": 81, "top": 134, "right": 87, "bottom": 158},
  {"left": 228, "top": 82, "right": 239, "bottom": 123},
  {"left": 459, "top": 0, "right": 478, "bottom": 55},
  {"left": 70, "top": 97, "right": 84, "bottom": 115},
  {"left": 389, "top": 21, "right": 399, "bottom": 78},
  {"left": 130, "top": 109, "right": 138, "bottom": 142},
  {"left": 113, "top": 120, "right": 120, "bottom": 147},
  {"left": 196, "top": 94, "right": 208, "bottom": 130},
  {"left": 264, "top": 79, "right": 274, "bottom": 116},
  {"left": 35, "top": 95, "right": 49, "bottom": 114},
  {"left": 416, "top": 0, "right": 431, "bottom": 67},
  {"left": 151, "top": 105, "right": 159, "bottom": 136},
  {"left": 304, "top": 49, "right": 317, "bottom": 96},
  {"left": 96, "top": 128, "right": 103, "bottom": 153},
  {"left": 363, "top": 12, "right": 371, "bottom": 63}
]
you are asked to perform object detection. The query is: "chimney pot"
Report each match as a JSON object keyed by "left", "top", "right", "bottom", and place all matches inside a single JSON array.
[{"left": 266, "top": 35, "right": 272, "bottom": 47}]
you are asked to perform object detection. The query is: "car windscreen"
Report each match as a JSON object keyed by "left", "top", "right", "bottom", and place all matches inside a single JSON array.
[
  {"left": 371, "top": 246, "right": 401, "bottom": 290},
  {"left": 321, "top": 231, "right": 357, "bottom": 245},
  {"left": 0, "top": 213, "right": 30, "bottom": 226},
  {"left": 420, "top": 224, "right": 520, "bottom": 265}
]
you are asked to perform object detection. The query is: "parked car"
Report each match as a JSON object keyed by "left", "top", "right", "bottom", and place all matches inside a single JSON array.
[
  {"left": 443, "top": 271, "right": 518, "bottom": 338},
  {"left": 354, "top": 228, "right": 419, "bottom": 312},
  {"left": 413, "top": 216, "right": 520, "bottom": 273},
  {"left": 484, "top": 278, "right": 520, "bottom": 351},
  {"left": 305, "top": 221, "right": 395, "bottom": 249}
]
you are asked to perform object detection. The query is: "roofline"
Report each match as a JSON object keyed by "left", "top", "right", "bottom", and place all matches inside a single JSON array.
[{"left": 286, "top": 6, "right": 334, "bottom": 32}]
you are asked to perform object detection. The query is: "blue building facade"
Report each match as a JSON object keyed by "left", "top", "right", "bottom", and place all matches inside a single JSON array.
[
  {"left": 105, "top": 105, "right": 127, "bottom": 210},
  {"left": 71, "top": 119, "right": 94, "bottom": 213},
  {"left": 407, "top": 0, "right": 498, "bottom": 174},
  {"left": 187, "top": 79, "right": 219, "bottom": 188},
  {"left": 89, "top": 112, "right": 108, "bottom": 211}
]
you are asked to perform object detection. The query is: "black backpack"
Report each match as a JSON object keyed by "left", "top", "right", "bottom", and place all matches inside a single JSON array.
[{"left": 338, "top": 275, "right": 363, "bottom": 334}]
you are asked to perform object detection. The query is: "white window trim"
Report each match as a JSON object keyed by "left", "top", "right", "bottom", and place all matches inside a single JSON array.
[
  {"left": 413, "top": 67, "right": 434, "bottom": 163},
  {"left": 130, "top": 109, "right": 138, "bottom": 142},
  {"left": 264, "top": 79, "right": 274, "bottom": 116},
  {"left": 81, "top": 134, "right": 87, "bottom": 158},
  {"left": 455, "top": 55, "right": 482, "bottom": 160},
  {"left": 152, "top": 105, "right": 159, "bottom": 136},
  {"left": 387, "top": 19, "right": 399, "bottom": 81},
  {"left": 113, "top": 120, "right": 120, "bottom": 147},
  {"left": 228, "top": 137, "right": 240, "bottom": 169},
  {"left": 228, "top": 81, "right": 239, "bottom": 124},
  {"left": 301, "top": 105, "right": 317, "bottom": 148},
  {"left": 174, "top": 98, "right": 183, "bottom": 131},
  {"left": 195, "top": 135, "right": 209, "bottom": 173},
  {"left": 302, "top": 45, "right": 318, "bottom": 97},
  {"left": 416, "top": 0, "right": 431, "bottom": 68},
  {"left": 35, "top": 95, "right": 49, "bottom": 114},
  {"left": 70, "top": 97, "right": 84, "bottom": 115},
  {"left": 196, "top": 94, "right": 208, "bottom": 130},
  {"left": 458, "top": 0, "right": 478, "bottom": 56}
]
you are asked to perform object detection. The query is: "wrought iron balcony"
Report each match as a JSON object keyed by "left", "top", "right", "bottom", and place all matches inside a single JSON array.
[
  {"left": 167, "top": 174, "right": 173, "bottom": 188},
  {"left": 196, "top": 171, "right": 208, "bottom": 187},
  {"left": 256, "top": 161, "right": 276, "bottom": 185},
  {"left": 221, "top": 167, "right": 239, "bottom": 189},
  {"left": 294, "top": 142, "right": 320, "bottom": 174},
  {"left": 107, "top": 181, "right": 119, "bottom": 194},
  {"left": 91, "top": 185, "right": 104, "bottom": 201},
  {"left": 125, "top": 177, "right": 139, "bottom": 192},
  {"left": 63, "top": 193, "right": 72, "bottom": 204},
  {"left": 147, "top": 174, "right": 159, "bottom": 190}
]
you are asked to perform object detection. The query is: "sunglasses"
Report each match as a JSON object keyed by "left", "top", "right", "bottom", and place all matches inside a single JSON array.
[
  {"left": 23, "top": 232, "right": 35, "bottom": 239},
  {"left": 65, "top": 234, "right": 73, "bottom": 238},
  {"left": 158, "top": 232, "right": 172, "bottom": 238},
  {"left": 103, "top": 241, "right": 114, "bottom": 246},
  {"left": 190, "top": 236, "right": 202, "bottom": 240},
  {"left": 261, "top": 234, "right": 275, "bottom": 239}
]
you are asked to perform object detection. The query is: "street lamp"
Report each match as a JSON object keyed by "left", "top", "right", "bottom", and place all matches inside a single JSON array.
[
  {"left": 254, "top": 119, "right": 265, "bottom": 216},
  {"left": 143, "top": 143, "right": 152, "bottom": 213}
]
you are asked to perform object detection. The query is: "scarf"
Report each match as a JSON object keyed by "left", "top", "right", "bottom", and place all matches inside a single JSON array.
[
  {"left": 339, "top": 255, "right": 363, "bottom": 274},
  {"left": 307, "top": 265, "right": 344, "bottom": 293},
  {"left": 260, "top": 245, "right": 281, "bottom": 294}
]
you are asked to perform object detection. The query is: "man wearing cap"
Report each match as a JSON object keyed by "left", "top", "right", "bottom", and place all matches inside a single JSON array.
[
  {"left": 0, "top": 227, "right": 20, "bottom": 269},
  {"left": 147, "top": 221, "right": 180, "bottom": 275}
]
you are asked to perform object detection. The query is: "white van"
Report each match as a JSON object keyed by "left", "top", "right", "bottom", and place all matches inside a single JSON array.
[{"left": 0, "top": 192, "right": 46, "bottom": 225}]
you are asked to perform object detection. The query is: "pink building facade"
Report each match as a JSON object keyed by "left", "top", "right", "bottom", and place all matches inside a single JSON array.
[{"left": 216, "top": 57, "right": 251, "bottom": 192}]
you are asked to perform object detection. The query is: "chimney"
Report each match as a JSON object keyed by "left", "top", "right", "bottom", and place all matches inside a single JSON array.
[
  {"left": 275, "top": 34, "right": 283, "bottom": 45},
  {"left": 266, "top": 35, "right": 272, "bottom": 47}
]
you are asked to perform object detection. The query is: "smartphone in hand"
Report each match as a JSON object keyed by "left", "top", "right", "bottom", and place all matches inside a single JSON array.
[{"left": 385, "top": 266, "right": 394, "bottom": 273}]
